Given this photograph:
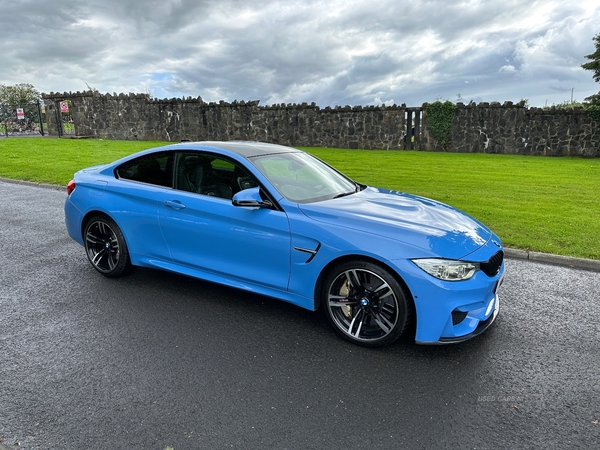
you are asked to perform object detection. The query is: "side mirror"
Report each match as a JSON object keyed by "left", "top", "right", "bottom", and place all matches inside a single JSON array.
[{"left": 232, "top": 187, "right": 273, "bottom": 209}]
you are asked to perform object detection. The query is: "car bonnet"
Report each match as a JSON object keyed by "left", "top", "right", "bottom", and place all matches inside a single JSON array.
[{"left": 297, "top": 187, "right": 492, "bottom": 260}]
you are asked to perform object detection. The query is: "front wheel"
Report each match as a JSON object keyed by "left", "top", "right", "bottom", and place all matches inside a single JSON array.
[
  {"left": 322, "top": 261, "right": 411, "bottom": 347},
  {"left": 83, "top": 215, "right": 132, "bottom": 277}
]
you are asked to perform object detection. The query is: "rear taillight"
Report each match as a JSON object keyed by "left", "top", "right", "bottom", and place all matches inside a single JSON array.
[{"left": 67, "top": 179, "right": 76, "bottom": 195}]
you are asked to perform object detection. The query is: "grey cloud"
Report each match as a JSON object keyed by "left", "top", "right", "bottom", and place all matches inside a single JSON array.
[{"left": 0, "top": 0, "right": 598, "bottom": 107}]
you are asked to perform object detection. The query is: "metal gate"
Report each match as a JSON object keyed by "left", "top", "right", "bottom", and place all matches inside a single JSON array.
[
  {"left": 404, "top": 107, "right": 423, "bottom": 150},
  {"left": 0, "top": 100, "right": 46, "bottom": 137},
  {"left": 53, "top": 100, "right": 76, "bottom": 136}
]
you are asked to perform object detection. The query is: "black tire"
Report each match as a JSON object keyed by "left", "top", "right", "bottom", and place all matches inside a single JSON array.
[
  {"left": 322, "top": 260, "right": 411, "bottom": 347},
  {"left": 83, "top": 214, "right": 132, "bottom": 278}
]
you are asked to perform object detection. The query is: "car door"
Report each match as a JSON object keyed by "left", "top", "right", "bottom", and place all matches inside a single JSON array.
[
  {"left": 111, "top": 151, "right": 174, "bottom": 260},
  {"left": 157, "top": 151, "right": 292, "bottom": 290}
]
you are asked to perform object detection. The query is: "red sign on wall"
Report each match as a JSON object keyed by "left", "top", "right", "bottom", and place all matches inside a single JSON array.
[{"left": 60, "top": 101, "right": 69, "bottom": 113}]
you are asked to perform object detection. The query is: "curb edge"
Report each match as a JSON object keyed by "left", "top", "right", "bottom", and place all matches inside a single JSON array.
[
  {"left": 504, "top": 248, "right": 600, "bottom": 272},
  {"left": 0, "top": 177, "right": 63, "bottom": 191}
]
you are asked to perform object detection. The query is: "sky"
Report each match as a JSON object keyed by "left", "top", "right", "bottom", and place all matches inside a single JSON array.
[{"left": 1, "top": 0, "right": 599, "bottom": 108}]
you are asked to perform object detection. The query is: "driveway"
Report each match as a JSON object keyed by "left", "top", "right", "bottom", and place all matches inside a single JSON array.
[{"left": 0, "top": 181, "right": 598, "bottom": 449}]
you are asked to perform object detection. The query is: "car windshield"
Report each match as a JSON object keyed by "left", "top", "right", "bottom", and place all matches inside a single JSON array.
[{"left": 250, "top": 152, "right": 359, "bottom": 203}]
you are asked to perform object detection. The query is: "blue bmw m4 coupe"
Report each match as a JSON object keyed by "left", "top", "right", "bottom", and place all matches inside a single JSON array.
[{"left": 65, "top": 141, "right": 504, "bottom": 346}]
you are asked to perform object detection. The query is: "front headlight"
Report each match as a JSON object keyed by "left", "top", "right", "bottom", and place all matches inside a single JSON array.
[{"left": 412, "top": 258, "right": 480, "bottom": 281}]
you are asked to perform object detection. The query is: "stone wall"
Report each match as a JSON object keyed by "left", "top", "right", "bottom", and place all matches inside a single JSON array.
[
  {"left": 43, "top": 91, "right": 407, "bottom": 150},
  {"left": 425, "top": 101, "right": 599, "bottom": 157},
  {"left": 42, "top": 92, "right": 600, "bottom": 156}
]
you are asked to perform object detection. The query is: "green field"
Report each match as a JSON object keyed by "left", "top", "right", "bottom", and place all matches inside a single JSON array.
[{"left": 1, "top": 137, "right": 599, "bottom": 260}]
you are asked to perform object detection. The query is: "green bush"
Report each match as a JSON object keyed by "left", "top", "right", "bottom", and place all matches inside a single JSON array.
[
  {"left": 585, "top": 104, "right": 600, "bottom": 124},
  {"left": 424, "top": 101, "right": 456, "bottom": 145}
]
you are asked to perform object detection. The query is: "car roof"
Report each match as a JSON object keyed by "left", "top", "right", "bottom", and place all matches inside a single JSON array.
[{"left": 178, "top": 141, "right": 301, "bottom": 158}]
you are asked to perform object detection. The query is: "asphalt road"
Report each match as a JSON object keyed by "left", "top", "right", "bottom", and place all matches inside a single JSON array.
[{"left": 1, "top": 180, "right": 599, "bottom": 450}]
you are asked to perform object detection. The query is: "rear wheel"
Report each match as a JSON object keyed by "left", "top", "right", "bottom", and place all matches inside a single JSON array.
[
  {"left": 84, "top": 215, "right": 132, "bottom": 277},
  {"left": 322, "top": 260, "right": 411, "bottom": 347}
]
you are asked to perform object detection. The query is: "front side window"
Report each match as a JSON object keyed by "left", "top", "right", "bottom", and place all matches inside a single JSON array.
[
  {"left": 115, "top": 152, "right": 173, "bottom": 188},
  {"left": 174, "top": 152, "right": 259, "bottom": 200}
]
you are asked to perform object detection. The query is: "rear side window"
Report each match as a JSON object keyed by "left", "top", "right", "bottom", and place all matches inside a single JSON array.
[{"left": 115, "top": 152, "right": 173, "bottom": 188}]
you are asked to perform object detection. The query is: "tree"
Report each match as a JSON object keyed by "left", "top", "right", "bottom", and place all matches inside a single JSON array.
[
  {"left": 0, "top": 84, "right": 42, "bottom": 130},
  {"left": 0, "top": 83, "right": 41, "bottom": 106},
  {"left": 582, "top": 33, "right": 600, "bottom": 105}
]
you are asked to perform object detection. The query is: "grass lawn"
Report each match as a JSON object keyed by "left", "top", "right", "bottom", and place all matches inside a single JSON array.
[
  {"left": 1, "top": 137, "right": 599, "bottom": 260},
  {"left": 0, "top": 138, "right": 164, "bottom": 184}
]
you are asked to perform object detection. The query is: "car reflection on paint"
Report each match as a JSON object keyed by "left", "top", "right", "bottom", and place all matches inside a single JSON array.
[{"left": 65, "top": 141, "right": 504, "bottom": 346}]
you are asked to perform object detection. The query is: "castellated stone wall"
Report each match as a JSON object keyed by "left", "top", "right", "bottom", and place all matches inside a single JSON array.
[
  {"left": 42, "top": 91, "right": 406, "bottom": 150},
  {"left": 435, "top": 101, "right": 599, "bottom": 157},
  {"left": 42, "top": 92, "right": 599, "bottom": 156}
]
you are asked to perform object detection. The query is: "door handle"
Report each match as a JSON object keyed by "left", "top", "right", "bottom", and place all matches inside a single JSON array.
[{"left": 164, "top": 200, "right": 186, "bottom": 210}]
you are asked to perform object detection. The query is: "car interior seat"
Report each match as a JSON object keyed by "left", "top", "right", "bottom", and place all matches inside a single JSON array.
[
  {"left": 177, "top": 155, "right": 202, "bottom": 192},
  {"left": 198, "top": 163, "right": 233, "bottom": 199}
]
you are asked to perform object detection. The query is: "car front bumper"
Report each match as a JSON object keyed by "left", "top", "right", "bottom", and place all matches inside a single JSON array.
[
  {"left": 389, "top": 255, "right": 505, "bottom": 344},
  {"left": 427, "top": 290, "right": 500, "bottom": 344}
]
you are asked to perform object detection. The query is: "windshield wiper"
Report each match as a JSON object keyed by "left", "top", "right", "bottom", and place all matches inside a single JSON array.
[
  {"left": 333, "top": 190, "right": 355, "bottom": 199},
  {"left": 333, "top": 183, "right": 361, "bottom": 199}
]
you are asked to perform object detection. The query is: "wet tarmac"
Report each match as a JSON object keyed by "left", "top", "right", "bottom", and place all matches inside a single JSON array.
[{"left": 1, "top": 181, "right": 599, "bottom": 449}]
